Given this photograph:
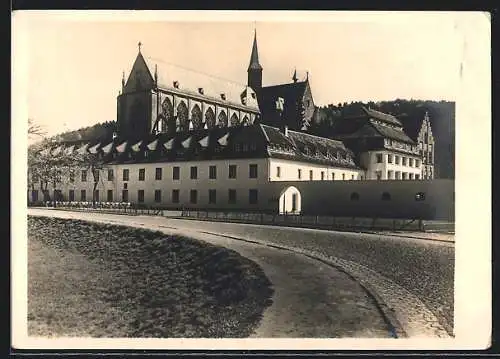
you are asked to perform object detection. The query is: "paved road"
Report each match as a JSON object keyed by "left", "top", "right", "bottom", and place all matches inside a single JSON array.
[{"left": 27, "top": 209, "right": 454, "bottom": 337}]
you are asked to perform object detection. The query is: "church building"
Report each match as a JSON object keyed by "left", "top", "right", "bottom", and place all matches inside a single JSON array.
[{"left": 28, "top": 31, "right": 431, "bottom": 212}]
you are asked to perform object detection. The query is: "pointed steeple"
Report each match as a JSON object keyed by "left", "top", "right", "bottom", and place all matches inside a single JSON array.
[
  {"left": 248, "top": 29, "right": 262, "bottom": 71},
  {"left": 292, "top": 68, "right": 298, "bottom": 83},
  {"left": 247, "top": 28, "right": 263, "bottom": 92}
]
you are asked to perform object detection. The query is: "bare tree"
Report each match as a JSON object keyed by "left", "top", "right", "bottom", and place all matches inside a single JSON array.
[{"left": 28, "top": 118, "right": 47, "bottom": 138}]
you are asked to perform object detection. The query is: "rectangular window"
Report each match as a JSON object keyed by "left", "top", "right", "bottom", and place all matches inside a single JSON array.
[
  {"left": 375, "top": 171, "right": 382, "bottom": 180},
  {"left": 208, "top": 189, "right": 217, "bottom": 204},
  {"left": 172, "top": 189, "right": 180, "bottom": 203},
  {"left": 321, "top": 171, "right": 325, "bottom": 180},
  {"left": 173, "top": 166, "right": 180, "bottom": 180},
  {"left": 249, "top": 164, "right": 258, "bottom": 178},
  {"left": 190, "top": 166, "right": 198, "bottom": 179},
  {"left": 80, "top": 189, "right": 87, "bottom": 201},
  {"left": 123, "top": 169, "right": 129, "bottom": 181},
  {"left": 402, "top": 157, "right": 407, "bottom": 166},
  {"left": 209, "top": 165, "right": 217, "bottom": 179},
  {"left": 69, "top": 190, "right": 75, "bottom": 202},
  {"left": 298, "top": 169, "right": 302, "bottom": 179},
  {"left": 351, "top": 174, "right": 355, "bottom": 180},
  {"left": 409, "top": 173, "right": 414, "bottom": 180},
  {"left": 107, "top": 189, "right": 113, "bottom": 202},
  {"left": 122, "top": 189, "right": 128, "bottom": 202},
  {"left": 93, "top": 190, "right": 99, "bottom": 202},
  {"left": 395, "top": 156, "right": 400, "bottom": 165},
  {"left": 249, "top": 189, "right": 258, "bottom": 204},
  {"left": 387, "top": 170, "right": 394, "bottom": 179},
  {"left": 291, "top": 193, "right": 298, "bottom": 212},
  {"left": 388, "top": 154, "right": 393, "bottom": 164},
  {"left": 276, "top": 166, "right": 281, "bottom": 178},
  {"left": 229, "top": 165, "right": 237, "bottom": 179},
  {"left": 228, "top": 189, "right": 237, "bottom": 204},
  {"left": 69, "top": 171, "right": 75, "bottom": 183},
  {"left": 81, "top": 170, "right": 87, "bottom": 182},
  {"left": 395, "top": 171, "right": 401, "bottom": 180},
  {"left": 415, "top": 174, "right": 420, "bottom": 180},
  {"left": 154, "top": 190, "right": 161, "bottom": 203},
  {"left": 332, "top": 172, "right": 335, "bottom": 180},
  {"left": 155, "top": 168, "right": 162, "bottom": 180},
  {"left": 376, "top": 153, "right": 383, "bottom": 163},
  {"left": 108, "top": 169, "right": 114, "bottom": 181},
  {"left": 309, "top": 170, "right": 313, "bottom": 180},
  {"left": 138, "top": 190, "right": 145, "bottom": 203},
  {"left": 415, "top": 159, "right": 420, "bottom": 167},
  {"left": 190, "top": 189, "right": 198, "bottom": 204},
  {"left": 402, "top": 172, "right": 408, "bottom": 180},
  {"left": 409, "top": 158, "right": 414, "bottom": 167},
  {"left": 342, "top": 173, "right": 346, "bottom": 180},
  {"left": 139, "top": 168, "right": 145, "bottom": 181}
]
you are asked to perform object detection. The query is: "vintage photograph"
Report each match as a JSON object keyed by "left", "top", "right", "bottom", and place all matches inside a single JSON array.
[{"left": 12, "top": 11, "right": 491, "bottom": 350}]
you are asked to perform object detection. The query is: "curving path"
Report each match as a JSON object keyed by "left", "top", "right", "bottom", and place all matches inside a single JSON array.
[{"left": 27, "top": 208, "right": 454, "bottom": 338}]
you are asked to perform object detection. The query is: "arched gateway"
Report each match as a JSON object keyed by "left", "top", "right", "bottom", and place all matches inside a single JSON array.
[{"left": 279, "top": 186, "right": 301, "bottom": 215}]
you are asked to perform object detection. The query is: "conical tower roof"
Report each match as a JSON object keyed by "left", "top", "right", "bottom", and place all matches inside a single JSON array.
[{"left": 248, "top": 30, "right": 263, "bottom": 71}]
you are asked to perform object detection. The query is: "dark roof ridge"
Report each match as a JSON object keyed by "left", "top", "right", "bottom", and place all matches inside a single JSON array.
[{"left": 261, "top": 81, "right": 307, "bottom": 90}]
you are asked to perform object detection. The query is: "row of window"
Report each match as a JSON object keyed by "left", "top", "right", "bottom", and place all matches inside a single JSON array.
[
  {"left": 377, "top": 171, "right": 421, "bottom": 180},
  {"left": 376, "top": 153, "right": 420, "bottom": 167},
  {"left": 55, "top": 188, "right": 260, "bottom": 205},
  {"left": 74, "top": 164, "right": 259, "bottom": 182},
  {"left": 72, "top": 165, "right": 361, "bottom": 183},
  {"left": 279, "top": 167, "right": 358, "bottom": 181}
]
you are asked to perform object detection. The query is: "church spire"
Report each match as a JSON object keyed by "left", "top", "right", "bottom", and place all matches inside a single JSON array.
[
  {"left": 292, "top": 68, "right": 298, "bottom": 83},
  {"left": 247, "top": 28, "right": 263, "bottom": 92}
]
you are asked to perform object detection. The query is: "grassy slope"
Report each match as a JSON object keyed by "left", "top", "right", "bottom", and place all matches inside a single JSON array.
[{"left": 28, "top": 216, "right": 274, "bottom": 338}]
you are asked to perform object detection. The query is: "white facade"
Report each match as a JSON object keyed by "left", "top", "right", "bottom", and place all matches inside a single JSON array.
[
  {"left": 268, "top": 158, "right": 363, "bottom": 182},
  {"left": 361, "top": 150, "right": 422, "bottom": 180}
]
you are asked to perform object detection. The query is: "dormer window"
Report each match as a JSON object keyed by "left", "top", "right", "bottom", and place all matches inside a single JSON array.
[
  {"left": 198, "top": 87, "right": 204, "bottom": 95},
  {"left": 173, "top": 81, "right": 179, "bottom": 89},
  {"left": 241, "top": 96, "right": 247, "bottom": 105},
  {"left": 251, "top": 92, "right": 256, "bottom": 99},
  {"left": 220, "top": 93, "right": 226, "bottom": 100}
]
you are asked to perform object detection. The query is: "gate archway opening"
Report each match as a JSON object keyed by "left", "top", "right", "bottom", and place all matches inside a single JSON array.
[{"left": 279, "top": 186, "right": 301, "bottom": 215}]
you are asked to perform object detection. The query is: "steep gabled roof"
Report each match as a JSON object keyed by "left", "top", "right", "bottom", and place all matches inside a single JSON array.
[{"left": 361, "top": 106, "right": 402, "bottom": 126}]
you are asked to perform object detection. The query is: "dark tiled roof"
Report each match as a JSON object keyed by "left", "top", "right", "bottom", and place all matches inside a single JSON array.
[
  {"left": 361, "top": 106, "right": 402, "bottom": 126},
  {"left": 334, "top": 119, "right": 415, "bottom": 144},
  {"left": 37, "top": 124, "right": 359, "bottom": 169},
  {"left": 258, "top": 81, "right": 307, "bottom": 125}
]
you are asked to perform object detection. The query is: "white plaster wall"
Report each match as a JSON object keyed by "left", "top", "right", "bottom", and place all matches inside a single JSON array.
[
  {"left": 268, "top": 158, "right": 364, "bottom": 182},
  {"left": 362, "top": 150, "right": 422, "bottom": 180}
]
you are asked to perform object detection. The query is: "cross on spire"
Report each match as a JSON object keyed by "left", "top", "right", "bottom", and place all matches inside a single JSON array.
[{"left": 138, "top": 41, "right": 142, "bottom": 53}]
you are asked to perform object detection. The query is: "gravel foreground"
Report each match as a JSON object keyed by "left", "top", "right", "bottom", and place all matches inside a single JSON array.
[{"left": 28, "top": 216, "right": 274, "bottom": 338}]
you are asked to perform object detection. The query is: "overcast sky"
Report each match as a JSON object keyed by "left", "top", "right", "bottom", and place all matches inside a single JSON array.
[{"left": 14, "top": 11, "right": 468, "bottom": 138}]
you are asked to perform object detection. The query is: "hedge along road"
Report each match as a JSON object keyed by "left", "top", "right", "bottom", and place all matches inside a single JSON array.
[{"left": 27, "top": 208, "right": 453, "bottom": 337}]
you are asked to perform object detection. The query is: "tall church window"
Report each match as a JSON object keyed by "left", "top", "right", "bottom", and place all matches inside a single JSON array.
[
  {"left": 176, "top": 101, "right": 189, "bottom": 132},
  {"left": 161, "top": 98, "right": 174, "bottom": 134},
  {"left": 241, "top": 115, "right": 250, "bottom": 126},
  {"left": 191, "top": 104, "right": 203, "bottom": 130},
  {"left": 205, "top": 108, "right": 216, "bottom": 129},
  {"left": 217, "top": 111, "right": 228, "bottom": 128},
  {"left": 230, "top": 113, "right": 239, "bottom": 127}
]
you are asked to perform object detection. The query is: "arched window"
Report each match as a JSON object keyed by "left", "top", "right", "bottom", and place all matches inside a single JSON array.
[
  {"left": 241, "top": 115, "right": 250, "bottom": 126},
  {"left": 160, "top": 98, "right": 174, "bottom": 134},
  {"left": 205, "top": 108, "right": 216, "bottom": 129},
  {"left": 217, "top": 111, "right": 228, "bottom": 128},
  {"left": 191, "top": 104, "right": 203, "bottom": 130},
  {"left": 176, "top": 101, "right": 189, "bottom": 132},
  {"left": 381, "top": 192, "right": 391, "bottom": 201},
  {"left": 350, "top": 192, "right": 360, "bottom": 201},
  {"left": 230, "top": 113, "right": 239, "bottom": 127}
]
